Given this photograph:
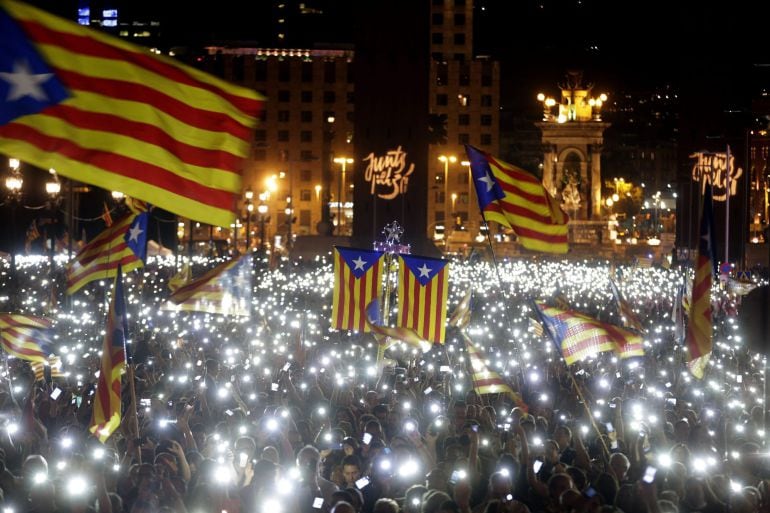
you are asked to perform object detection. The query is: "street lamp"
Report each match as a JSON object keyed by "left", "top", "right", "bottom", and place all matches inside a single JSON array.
[
  {"left": 334, "top": 157, "right": 353, "bottom": 235},
  {"left": 45, "top": 170, "right": 62, "bottom": 271},
  {"left": 243, "top": 187, "right": 254, "bottom": 251},
  {"left": 257, "top": 201, "right": 268, "bottom": 254},
  {"left": 438, "top": 155, "right": 457, "bottom": 228},
  {"left": 5, "top": 159, "right": 23, "bottom": 268}
]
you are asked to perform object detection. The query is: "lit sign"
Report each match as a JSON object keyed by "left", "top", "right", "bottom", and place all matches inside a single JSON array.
[
  {"left": 363, "top": 146, "right": 415, "bottom": 200},
  {"left": 690, "top": 151, "right": 743, "bottom": 202}
]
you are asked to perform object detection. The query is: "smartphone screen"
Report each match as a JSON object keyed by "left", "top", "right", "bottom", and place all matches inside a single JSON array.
[
  {"left": 356, "top": 477, "right": 370, "bottom": 489},
  {"left": 50, "top": 388, "right": 62, "bottom": 400},
  {"left": 362, "top": 433, "right": 372, "bottom": 445},
  {"left": 533, "top": 460, "right": 543, "bottom": 473},
  {"left": 643, "top": 466, "right": 657, "bottom": 483}
]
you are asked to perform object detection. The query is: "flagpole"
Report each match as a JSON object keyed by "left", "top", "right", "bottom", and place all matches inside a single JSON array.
[{"left": 126, "top": 362, "right": 141, "bottom": 464}]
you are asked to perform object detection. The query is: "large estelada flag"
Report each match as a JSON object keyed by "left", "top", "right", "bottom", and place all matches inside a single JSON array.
[
  {"left": 0, "top": 0, "right": 263, "bottom": 227},
  {"left": 397, "top": 254, "right": 449, "bottom": 344},
  {"left": 534, "top": 301, "right": 644, "bottom": 365},
  {"left": 465, "top": 144, "right": 568, "bottom": 253},
  {"left": 331, "top": 247, "right": 384, "bottom": 332},
  {"left": 685, "top": 184, "right": 717, "bottom": 379},
  {"left": 163, "top": 255, "right": 252, "bottom": 317},
  {"left": 89, "top": 265, "right": 128, "bottom": 443},
  {"left": 66, "top": 212, "right": 148, "bottom": 294},
  {"left": 463, "top": 332, "right": 528, "bottom": 412},
  {"left": 0, "top": 313, "right": 53, "bottom": 363}
]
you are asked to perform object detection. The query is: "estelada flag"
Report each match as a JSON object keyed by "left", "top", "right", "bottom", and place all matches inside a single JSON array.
[
  {"left": 0, "top": 0, "right": 263, "bottom": 227},
  {"left": 331, "top": 247, "right": 384, "bottom": 332},
  {"left": 397, "top": 254, "right": 449, "bottom": 344}
]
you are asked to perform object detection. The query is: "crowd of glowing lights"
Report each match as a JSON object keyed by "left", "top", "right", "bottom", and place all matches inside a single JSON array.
[{"left": 0, "top": 251, "right": 767, "bottom": 497}]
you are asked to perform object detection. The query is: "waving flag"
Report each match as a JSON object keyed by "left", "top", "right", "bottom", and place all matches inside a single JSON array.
[
  {"left": 331, "top": 247, "right": 384, "bottom": 332},
  {"left": 685, "top": 184, "right": 717, "bottom": 379},
  {"left": 31, "top": 355, "right": 64, "bottom": 383},
  {"left": 463, "top": 332, "right": 527, "bottom": 412},
  {"left": 534, "top": 301, "right": 644, "bottom": 364},
  {"left": 397, "top": 254, "right": 449, "bottom": 344},
  {"left": 465, "top": 144, "right": 568, "bottom": 253},
  {"left": 168, "top": 262, "right": 191, "bottom": 292},
  {"left": 609, "top": 278, "right": 644, "bottom": 332},
  {"left": 365, "top": 300, "right": 432, "bottom": 353},
  {"left": 89, "top": 266, "right": 128, "bottom": 443},
  {"left": 0, "top": 0, "right": 263, "bottom": 227},
  {"left": 0, "top": 314, "right": 53, "bottom": 363},
  {"left": 66, "top": 212, "right": 148, "bottom": 294},
  {"left": 163, "top": 255, "right": 252, "bottom": 317},
  {"left": 447, "top": 285, "right": 473, "bottom": 329}
]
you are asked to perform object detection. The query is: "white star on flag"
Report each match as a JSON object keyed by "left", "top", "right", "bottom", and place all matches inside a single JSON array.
[
  {"left": 417, "top": 263, "right": 432, "bottom": 278},
  {"left": 477, "top": 172, "right": 495, "bottom": 192},
  {"left": 352, "top": 256, "right": 366, "bottom": 270},
  {"left": 0, "top": 60, "right": 54, "bottom": 101},
  {"left": 128, "top": 224, "right": 144, "bottom": 243}
]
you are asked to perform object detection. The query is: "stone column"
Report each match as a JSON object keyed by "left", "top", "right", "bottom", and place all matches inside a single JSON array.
[
  {"left": 542, "top": 145, "right": 557, "bottom": 196},
  {"left": 590, "top": 144, "right": 603, "bottom": 219}
]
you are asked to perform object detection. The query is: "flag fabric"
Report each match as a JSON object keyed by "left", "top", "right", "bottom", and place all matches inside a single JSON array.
[
  {"left": 462, "top": 332, "right": 528, "bottom": 412},
  {"left": 534, "top": 301, "right": 644, "bottom": 365},
  {"left": 0, "top": 314, "right": 53, "bottom": 363},
  {"left": 331, "top": 247, "right": 385, "bottom": 332},
  {"left": 365, "top": 300, "right": 433, "bottom": 353},
  {"left": 163, "top": 255, "right": 252, "bottom": 316},
  {"left": 0, "top": 0, "right": 263, "bottom": 227},
  {"left": 101, "top": 202, "right": 113, "bottom": 227},
  {"left": 168, "top": 262, "right": 191, "bottom": 292},
  {"left": 685, "top": 184, "right": 717, "bottom": 379},
  {"left": 89, "top": 266, "right": 128, "bottom": 443},
  {"left": 447, "top": 285, "right": 472, "bottom": 329},
  {"left": 397, "top": 254, "right": 450, "bottom": 344},
  {"left": 66, "top": 211, "right": 148, "bottom": 294},
  {"left": 31, "top": 355, "right": 63, "bottom": 382},
  {"left": 465, "top": 144, "right": 568, "bottom": 253},
  {"left": 609, "top": 278, "right": 644, "bottom": 332}
]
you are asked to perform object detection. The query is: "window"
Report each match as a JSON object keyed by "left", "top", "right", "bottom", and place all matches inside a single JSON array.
[
  {"left": 434, "top": 172, "right": 445, "bottom": 184},
  {"left": 254, "top": 129, "right": 266, "bottom": 142},
  {"left": 253, "top": 149, "right": 266, "bottom": 161},
  {"left": 480, "top": 133, "right": 492, "bottom": 145},
  {"left": 435, "top": 211, "right": 445, "bottom": 222},
  {"left": 301, "top": 62, "right": 313, "bottom": 82},
  {"left": 255, "top": 60, "right": 267, "bottom": 81},
  {"left": 458, "top": 94, "right": 469, "bottom": 107},
  {"left": 300, "top": 150, "right": 314, "bottom": 161},
  {"left": 454, "top": 13, "right": 465, "bottom": 26},
  {"left": 432, "top": 12, "right": 443, "bottom": 25},
  {"left": 453, "top": 33, "right": 465, "bottom": 45},
  {"left": 459, "top": 64, "right": 470, "bottom": 85},
  {"left": 481, "top": 114, "right": 492, "bottom": 126},
  {"left": 481, "top": 61, "right": 493, "bottom": 87},
  {"left": 458, "top": 114, "right": 470, "bottom": 126},
  {"left": 346, "top": 111, "right": 355, "bottom": 122},
  {"left": 301, "top": 90, "right": 313, "bottom": 103},
  {"left": 324, "top": 61, "right": 336, "bottom": 83},
  {"left": 458, "top": 133, "right": 469, "bottom": 144},
  {"left": 481, "top": 74, "right": 492, "bottom": 87},
  {"left": 278, "top": 61, "right": 290, "bottom": 82},
  {"left": 278, "top": 90, "right": 290, "bottom": 102},
  {"left": 300, "top": 111, "right": 313, "bottom": 123},
  {"left": 431, "top": 32, "right": 443, "bottom": 45},
  {"left": 453, "top": 53, "right": 465, "bottom": 62},
  {"left": 300, "top": 169, "right": 312, "bottom": 182},
  {"left": 435, "top": 190, "right": 445, "bottom": 203},
  {"left": 300, "top": 189, "right": 312, "bottom": 201},
  {"left": 436, "top": 93, "right": 448, "bottom": 106},
  {"left": 278, "top": 110, "right": 290, "bottom": 122},
  {"left": 278, "top": 130, "right": 289, "bottom": 142},
  {"left": 323, "top": 91, "right": 336, "bottom": 104},
  {"left": 481, "top": 94, "right": 493, "bottom": 107},
  {"left": 346, "top": 92, "right": 355, "bottom": 104},
  {"left": 299, "top": 209, "right": 311, "bottom": 227},
  {"left": 300, "top": 130, "right": 312, "bottom": 143},
  {"left": 459, "top": 192, "right": 469, "bottom": 204},
  {"left": 436, "top": 62, "right": 448, "bottom": 86}
]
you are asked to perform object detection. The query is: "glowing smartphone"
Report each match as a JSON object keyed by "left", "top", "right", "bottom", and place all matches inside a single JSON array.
[
  {"left": 356, "top": 476, "right": 370, "bottom": 489},
  {"left": 643, "top": 466, "right": 657, "bottom": 483},
  {"left": 533, "top": 460, "right": 543, "bottom": 473},
  {"left": 50, "top": 388, "right": 62, "bottom": 400},
  {"left": 363, "top": 432, "right": 372, "bottom": 445}
]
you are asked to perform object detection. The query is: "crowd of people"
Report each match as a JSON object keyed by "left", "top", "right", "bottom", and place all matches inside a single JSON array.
[{"left": 0, "top": 253, "right": 767, "bottom": 513}]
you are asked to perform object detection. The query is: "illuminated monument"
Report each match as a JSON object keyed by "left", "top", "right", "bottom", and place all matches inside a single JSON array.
[{"left": 536, "top": 71, "right": 610, "bottom": 220}]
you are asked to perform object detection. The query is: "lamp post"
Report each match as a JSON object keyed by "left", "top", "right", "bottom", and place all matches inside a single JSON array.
[
  {"left": 333, "top": 157, "right": 353, "bottom": 235},
  {"left": 257, "top": 201, "right": 268, "bottom": 255},
  {"left": 244, "top": 187, "right": 254, "bottom": 251},
  {"left": 285, "top": 199, "right": 293, "bottom": 250},
  {"left": 438, "top": 155, "right": 457, "bottom": 229},
  {"left": 45, "top": 171, "right": 61, "bottom": 272},
  {"left": 5, "top": 159, "right": 23, "bottom": 269}
]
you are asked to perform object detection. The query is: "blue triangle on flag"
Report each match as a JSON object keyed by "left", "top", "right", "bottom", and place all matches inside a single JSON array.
[
  {"left": 0, "top": 8, "right": 70, "bottom": 124},
  {"left": 401, "top": 254, "right": 448, "bottom": 286},
  {"left": 124, "top": 212, "right": 149, "bottom": 262},
  {"left": 337, "top": 247, "right": 383, "bottom": 279}
]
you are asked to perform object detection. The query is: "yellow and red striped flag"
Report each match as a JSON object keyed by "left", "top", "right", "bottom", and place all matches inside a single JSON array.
[
  {"left": 447, "top": 285, "right": 472, "bottom": 330},
  {"left": 0, "top": 0, "right": 263, "bottom": 227},
  {"left": 331, "top": 247, "right": 385, "bottom": 333},
  {"left": 66, "top": 212, "right": 148, "bottom": 294},
  {"left": 365, "top": 300, "right": 433, "bottom": 353},
  {"left": 463, "top": 333, "right": 527, "bottom": 412},
  {"left": 31, "top": 355, "right": 64, "bottom": 382},
  {"left": 534, "top": 301, "right": 644, "bottom": 365},
  {"left": 0, "top": 314, "right": 53, "bottom": 363},
  {"left": 89, "top": 266, "right": 127, "bottom": 443},
  {"left": 465, "top": 144, "right": 568, "bottom": 253},
  {"left": 163, "top": 255, "right": 252, "bottom": 317},
  {"left": 685, "top": 185, "right": 716, "bottom": 379},
  {"left": 101, "top": 202, "right": 113, "bottom": 227},
  {"left": 397, "top": 254, "right": 449, "bottom": 344},
  {"left": 168, "top": 262, "right": 191, "bottom": 292},
  {"left": 609, "top": 278, "right": 644, "bottom": 332}
]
